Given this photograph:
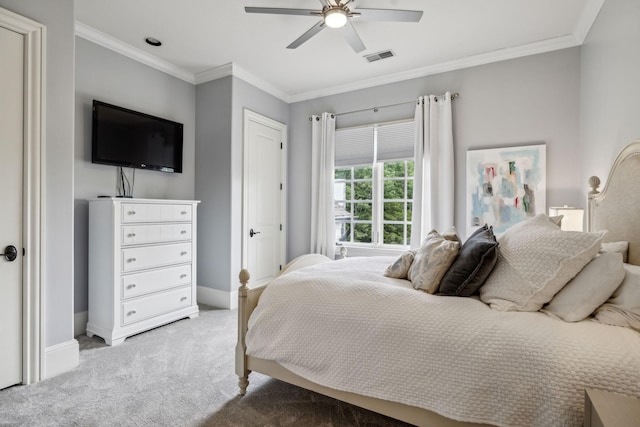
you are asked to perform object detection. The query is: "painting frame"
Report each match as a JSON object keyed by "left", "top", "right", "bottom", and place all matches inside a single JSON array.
[{"left": 466, "top": 144, "right": 546, "bottom": 236}]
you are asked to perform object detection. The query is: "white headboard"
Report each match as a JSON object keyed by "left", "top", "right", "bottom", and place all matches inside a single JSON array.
[{"left": 587, "top": 140, "right": 640, "bottom": 266}]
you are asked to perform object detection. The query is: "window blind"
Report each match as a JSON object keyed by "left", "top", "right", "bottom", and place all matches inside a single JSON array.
[
  {"left": 335, "top": 126, "right": 374, "bottom": 167},
  {"left": 335, "top": 120, "right": 414, "bottom": 167},
  {"left": 376, "top": 121, "right": 414, "bottom": 162}
]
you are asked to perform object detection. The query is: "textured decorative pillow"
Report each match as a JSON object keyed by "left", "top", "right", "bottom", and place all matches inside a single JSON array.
[
  {"left": 438, "top": 225, "right": 499, "bottom": 296},
  {"left": 479, "top": 214, "right": 606, "bottom": 311},
  {"left": 594, "top": 263, "right": 640, "bottom": 332},
  {"left": 384, "top": 250, "right": 416, "bottom": 279},
  {"left": 600, "top": 241, "right": 629, "bottom": 263},
  {"left": 542, "top": 253, "right": 625, "bottom": 322},
  {"left": 408, "top": 230, "right": 460, "bottom": 294},
  {"left": 440, "top": 226, "right": 461, "bottom": 244}
]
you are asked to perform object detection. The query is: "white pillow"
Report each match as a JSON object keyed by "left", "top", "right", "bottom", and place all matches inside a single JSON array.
[
  {"left": 480, "top": 214, "right": 605, "bottom": 311},
  {"left": 594, "top": 263, "right": 640, "bottom": 332},
  {"left": 542, "top": 253, "right": 625, "bottom": 322},
  {"left": 408, "top": 230, "right": 460, "bottom": 294},
  {"left": 600, "top": 241, "right": 629, "bottom": 263}
]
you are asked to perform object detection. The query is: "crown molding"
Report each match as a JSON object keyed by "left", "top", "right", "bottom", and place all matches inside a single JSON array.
[
  {"left": 229, "top": 64, "right": 291, "bottom": 103},
  {"left": 75, "top": 22, "right": 291, "bottom": 102},
  {"left": 76, "top": 1, "right": 604, "bottom": 106},
  {"left": 193, "top": 63, "right": 233, "bottom": 84},
  {"left": 75, "top": 21, "right": 195, "bottom": 84},
  {"left": 574, "top": 0, "right": 605, "bottom": 43},
  {"left": 288, "top": 34, "right": 581, "bottom": 103},
  {"left": 194, "top": 63, "right": 290, "bottom": 103}
]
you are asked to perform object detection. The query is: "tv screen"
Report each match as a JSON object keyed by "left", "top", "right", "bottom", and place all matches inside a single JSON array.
[{"left": 92, "top": 100, "right": 183, "bottom": 173}]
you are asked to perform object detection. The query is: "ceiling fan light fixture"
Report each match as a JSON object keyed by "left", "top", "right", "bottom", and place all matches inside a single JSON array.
[{"left": 324, "top": 8, "right": 348, "bottom": 28}]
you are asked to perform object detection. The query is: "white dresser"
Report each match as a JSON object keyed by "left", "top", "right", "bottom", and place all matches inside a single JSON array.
[{"left": 87, "top": 198, "right": 200, "bottom": 346}]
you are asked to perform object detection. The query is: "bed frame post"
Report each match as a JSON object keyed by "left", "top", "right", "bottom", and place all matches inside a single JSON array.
[
  {"left": 235, "top": 268, "right": 251, "bottom": 395},
  {"left": 587, "top": 176, "right": 601, "bottom": 232}
]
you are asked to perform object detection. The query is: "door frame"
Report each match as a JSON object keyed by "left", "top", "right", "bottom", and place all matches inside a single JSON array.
[
  {"left": 241, "top": 109, "right": 287, "bottom": 278},
  {"left": 0, "top": 6, "right": 45, "bottom": 385}
]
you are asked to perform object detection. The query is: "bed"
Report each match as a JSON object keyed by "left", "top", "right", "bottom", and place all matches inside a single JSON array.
[{"left": 235, "top": 141, "right": 640, "bottom": 427}]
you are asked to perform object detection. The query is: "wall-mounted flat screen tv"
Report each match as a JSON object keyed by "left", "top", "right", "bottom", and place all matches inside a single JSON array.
[{"left": 92, "top": 100, "right": 183, "bottom": 173}]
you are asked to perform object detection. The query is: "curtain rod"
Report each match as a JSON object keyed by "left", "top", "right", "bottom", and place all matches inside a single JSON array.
[{"left": 309, "top": 92, "right": 459, "bottom": 121}]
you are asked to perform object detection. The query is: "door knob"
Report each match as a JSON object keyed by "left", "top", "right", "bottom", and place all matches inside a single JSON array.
[
  {"left": 249, "top": 228, "right": 261, "bottom": 238},
  {"left": 2, "top": 245, "right": 18, "bottom": 262}
]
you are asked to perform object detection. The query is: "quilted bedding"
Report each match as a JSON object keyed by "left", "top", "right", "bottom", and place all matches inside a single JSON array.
[{"left": 245, "top": 256, "right": 640, "bottom": 427}]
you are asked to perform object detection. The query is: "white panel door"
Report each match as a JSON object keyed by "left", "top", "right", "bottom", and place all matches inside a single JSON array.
[
  {"left": 244, "top": 111, "right": 286, "bottom": 287},
  {"left": 0, "top": 25, "right": 24, "bottom": 389}
]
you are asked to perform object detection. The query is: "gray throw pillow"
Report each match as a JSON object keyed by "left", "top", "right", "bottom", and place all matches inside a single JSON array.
[{"left": 438, "top": 225, "right": 499, "bottom": 296}]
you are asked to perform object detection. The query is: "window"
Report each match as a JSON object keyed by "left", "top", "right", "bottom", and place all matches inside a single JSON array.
[{"left": 334, "top": 120, "right": 414, "bottom": 248}]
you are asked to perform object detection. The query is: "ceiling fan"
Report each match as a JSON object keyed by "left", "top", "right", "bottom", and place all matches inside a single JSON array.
[{"left": 245, "top": 0, "right": 423, "bottom": 53}]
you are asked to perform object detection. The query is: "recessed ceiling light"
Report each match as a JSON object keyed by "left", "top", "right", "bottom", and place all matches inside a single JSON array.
[{"left": 145, "top": 37, "right": 162, "bottom": 47}]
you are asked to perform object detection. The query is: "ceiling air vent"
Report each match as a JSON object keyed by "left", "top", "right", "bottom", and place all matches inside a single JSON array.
[{"left": 364, "top": 50, "right": 395, "bottom": 63}]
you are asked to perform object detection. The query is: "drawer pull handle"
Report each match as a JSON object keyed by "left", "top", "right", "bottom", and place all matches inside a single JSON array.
[
  {"left": 180, "top": 251, "right": 188, "bottom": 256},
  {"left": 127, "top": 284, "right": 137, "bottom": 289},
  {"left": 180, "top": 274, "right": 188, "bottom": 279},
  {"left": 127, "top": 310, "right": 137, "bottom": 316},
  {"left": 128, "top": 233, "right": 136, "bottom": 238},
  {"left": 181, "top": 211, "right": 187, "bottom": 215},
  {"left": 128, "top": 211, "right": 136, "bottom": 215},
  {"left": 180, "top": 297, "right": 187, "bottom": 302},
  {"left": 180, "top": 230, "right": 187, "bottom": 234},
  {"left": 127, "top": 258, "right": 137, "bottom": 263}
]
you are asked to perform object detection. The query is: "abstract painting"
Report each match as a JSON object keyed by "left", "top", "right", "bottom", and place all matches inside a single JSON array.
[{"left": 466, "top": 144, "right": 546, "bottom": 236}]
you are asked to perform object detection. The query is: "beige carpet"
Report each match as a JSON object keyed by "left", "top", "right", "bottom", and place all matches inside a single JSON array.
[{"left": 0, "top": 306, "right": 409, "bottom": 426}]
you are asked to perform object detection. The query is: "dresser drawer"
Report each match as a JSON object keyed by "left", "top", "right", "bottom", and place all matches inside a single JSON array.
[
  {"left": 121, "top": 203, "right": 192, "bottom": 223},
  {"left": 121, "top": 286, "right": 192, "bottom": 326},
  {"left": 122, "top": 265, "right": 192, "bottom": 299},
  {"left": 122, "top": 223, "right": 192, "bottom": 245},
  {"left": 122, "top": 242, "right": 191, "bottom": 272}
]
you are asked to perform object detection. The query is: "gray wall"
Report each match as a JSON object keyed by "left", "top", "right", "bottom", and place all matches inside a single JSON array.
[
  {"left": 580, "top": 0, "right": 640, "bottom": 191},
  {"left": 74, "top": 37, "right": 196, "bottom": 313},
  {"left": 288, "top": 47, "right": 582, "bottom": 259},
  {"left": 0, "top": 0, "right": 76, "bottom": 347},
  {"left": 195, "top": 76, "right": 289, "bottom": 294},
  {"left": 195, "top": 76, "right": 233, "bottom": 294}
]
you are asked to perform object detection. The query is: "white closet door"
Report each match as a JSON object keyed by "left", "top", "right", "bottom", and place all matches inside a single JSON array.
[
  {"left": 0, "top": 24, "right": 24, "bottom": 390},
  {"left": 243, "top": 111, "right": 287, "bottom": 287}
]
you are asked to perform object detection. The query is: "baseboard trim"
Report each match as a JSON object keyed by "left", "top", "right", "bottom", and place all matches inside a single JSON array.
[
  {"left": 74, "top": 311, "right": 88, "bottom": 337},
  {"left": 44, "top": 339, "right": 79, "bottom": 379},
  {"left": 197, "top": 286, "right": 237, "bottom": 310}
]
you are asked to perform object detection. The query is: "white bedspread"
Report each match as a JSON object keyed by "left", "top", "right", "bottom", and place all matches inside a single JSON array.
[{"left": 246, "top": 257, "right": 640, "bottom": 427}]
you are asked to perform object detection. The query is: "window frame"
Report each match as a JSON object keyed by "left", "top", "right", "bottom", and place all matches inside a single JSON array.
[{"left": 334, "top": 130, "right": 414, "bottom": 254}]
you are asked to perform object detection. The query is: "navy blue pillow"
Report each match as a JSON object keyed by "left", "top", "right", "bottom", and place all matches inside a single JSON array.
[{"left": 438, "top": 225, "right": 499, "bottom": 296}]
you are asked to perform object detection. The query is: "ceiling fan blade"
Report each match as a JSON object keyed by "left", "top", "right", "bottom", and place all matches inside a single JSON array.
[
  {"left": 342, "top": 21, "right": 365, "bottom": 53},
  {"left": 287, "top": 21, "right": 326, "bottom": 49},
  {"left": 244, "top": 7, "right": 319, "bottom": 17},
  {"left": 354, "top": 8, "right": 423, "bottom": 22}
]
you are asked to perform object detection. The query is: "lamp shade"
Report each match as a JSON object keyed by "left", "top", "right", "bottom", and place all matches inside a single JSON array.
[{"left": 549, "top": 206, "right": 584, "bottom": 231}]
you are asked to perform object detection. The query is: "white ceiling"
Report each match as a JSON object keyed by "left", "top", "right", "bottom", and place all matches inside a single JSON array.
[{"left": 75, "top": 0, "right": 604, "bottom": 103}]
